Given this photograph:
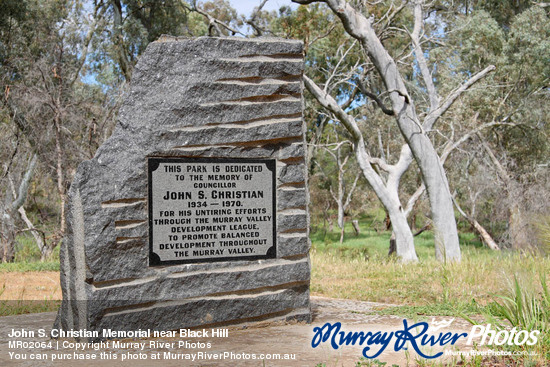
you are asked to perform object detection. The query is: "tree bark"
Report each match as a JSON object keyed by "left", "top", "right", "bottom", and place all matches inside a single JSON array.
[
  {"left": 295, "top": 0, "right": 460, "bottom": 261},
  {"left": 453, "top": 196, "right": 500, "bottom": 250},
  {"left": 479, "top": 135, "right": 530, "bottom": 249},
  {"left": 2, "top": 154, "right": 38, "bottom": 262},
  {"left": 1, "top": 213, "right": 16, "bottom": 262},
  {"left": 111, "top": 0, "right": 132, "bottom": 82},
  {"left": 304, "top": 76, "right": 418, "bottom": 262},
  {"left": 53, "top": 112, "right": 67, "bottom": 236},
  {"left": 352, "top": 220, "right": 360, "bottom": 236}
]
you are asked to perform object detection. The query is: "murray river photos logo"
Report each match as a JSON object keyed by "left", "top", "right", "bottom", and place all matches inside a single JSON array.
[{"left": 311, "top": 320, "right": 540, "bottom": 359}]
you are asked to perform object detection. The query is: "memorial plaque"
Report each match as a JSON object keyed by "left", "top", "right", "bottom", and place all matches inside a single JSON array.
[
  {"left": 56, "top": 37, "right": 310, "bottom": 338},
  {"left": 148, "top": 157, "right": 276, "bottom": 265}
]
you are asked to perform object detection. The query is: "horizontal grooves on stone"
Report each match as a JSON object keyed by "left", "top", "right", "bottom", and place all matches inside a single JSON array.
[
  {"left": 239, "top": 53, "right": 303, "bottom": 60},
  {"left": 101, "top": 198, "right": 146, "bottom": 208},
  {"left": 278, "top": 182, "right": 305, "bottom": 188},
  {"left": 167, "top": 259, "right": 305, "bottom": 279},
  {"left": 215, "top": 75, "right": 301, "bottom": 84},
  {"left": 191, "top": 307, "right": 311, "bottom": 330},
  {"left": 186, "top": 82, "right": 301, "bottom": 106},
  {"left": 225, "top": 93, "right": 300, "bottom": 103},
  {"left": 170, "top": 117, "right": 301, "bottom": 132},
  {"left": 94, "top": 276, "right": 157, "bottom": 289},
  {"left": 166, "top": 142, "right": 304, "bottom": 163},
  {"left": 114, "top": 220, "right": 146, "bottom": 230},
  {"left": 220, "top": 57, "right": 302, "bottom": 63},
  {"left": 172, "top": 136, "right": 302, "bottom": 149},
  {"left": 279, "top": 229, "right": 307, "bottom": 234},
  {"left": 183, "top": 280, "right": 308, "bottom": 300},
  {"left": 278, "top": 208, "right": 307, "bottom": 215},
  {"left": 281, "top": 254, "right": 309, "bottom": 261},
  {"left": 172, "top": 99, "right": 301, "bottom": 126},
  {"left": 214, "top": 79, "right": 299, "bottom": 87},
  {"left": 199, "top": 95, "right": 299, "bottom": 106},
  {"left": 101, "top": 284, "right": 306, "bottom": 317},
  {"left": 205, "top": 113, "right": 301, "bottom": 127},
  {"left": 93, "top": 258, "right": 306, "bottom": 290},
  {"left": 115, "top": 236, "right": 143, "bottom": 244},
  {"left": 166, "top": 117, "right": 302, "bottom": 148},
  {"left": 279, "top": 156, "right": 305, "bottom": 164},
  {"left": 279, "top": 232, "right": 308, "bottom": 239}
]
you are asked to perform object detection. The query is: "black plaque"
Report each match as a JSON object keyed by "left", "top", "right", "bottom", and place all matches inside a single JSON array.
[{"left": 148, "top": 157, "right": 276, "bottom": 266}]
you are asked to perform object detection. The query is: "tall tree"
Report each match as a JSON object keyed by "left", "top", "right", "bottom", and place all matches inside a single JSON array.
[
  {"left": 293, "top": 0, "right": 498, "bottom": 261},
  {"left": 0, "top": 0, "right": 117, "bottom": 260}
]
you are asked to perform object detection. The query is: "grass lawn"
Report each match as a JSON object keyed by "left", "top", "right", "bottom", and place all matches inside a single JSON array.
[
  {"left": 0, "top": 234, "right": 61, "bottom": 315},
  {"left": 311, "top": 221, "right": 550, "bottom": 309}
]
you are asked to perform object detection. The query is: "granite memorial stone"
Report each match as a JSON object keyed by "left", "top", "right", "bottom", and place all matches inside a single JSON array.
[{"left": 55, "top": 36, "right": 311, "bottom": 339}]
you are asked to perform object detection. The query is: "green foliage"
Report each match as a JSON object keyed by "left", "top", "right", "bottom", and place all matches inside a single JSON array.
[
  {"left": 0, "top": 234, "right": 59, "bottom": 271},
  {"left": 0, "top": 262, "right": 59, "bottom": 272},
  {"left": 473, "top": 0, "right": 532, "bottom": 27},
  {"left": 464, "top": 272, "right": 550, "bottom": 364},
  {"left": 375, "top": 300, "right": 482, "bottom": 319},
  {"left": 535, "top": 216, "right": 550, "bottom": 254},
  {"left": 505, "top": 7, "right": 550, "bottom": 81},
  {"left": 124, "top": 0, "right": 191, "bottom": 45},
  {"left": 354, "top": 358, "right": 396, "bottom": 367},
  {"left": 0, "top": 298, "right": 60, "bottom": 316},
  {"left": 485, "top": 274, "right": 549, "bottom": 332},
  {"left": 455, "top": 10, "right": 505, "bottom": 69}
]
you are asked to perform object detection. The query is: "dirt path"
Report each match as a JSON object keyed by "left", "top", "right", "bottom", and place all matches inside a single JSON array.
[
  {"left": 0, "top": 271, "right": 61, "bottom": 300},
  {"left": 0, "top": 296, "right": 477, "bottom": 366},
  {"left": 0, "top": 272, "right": 478, "bottom": 366}
]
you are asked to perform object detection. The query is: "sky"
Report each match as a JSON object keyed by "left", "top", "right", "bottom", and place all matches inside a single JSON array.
[{"left": 227, "top": 0, "right": 298, "bottom": 16}]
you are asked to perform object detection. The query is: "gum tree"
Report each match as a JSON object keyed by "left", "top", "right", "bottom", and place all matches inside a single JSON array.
[{"left": 293, "top": 0, "right": 497, "bottom": 261}]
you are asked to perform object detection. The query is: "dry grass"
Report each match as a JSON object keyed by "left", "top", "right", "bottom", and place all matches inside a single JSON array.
[
  {"left": 310, "top": 248, "right": 550, "bottom": 309},
  {"left": 0, "top": 271, "right": 61, "bottom": 315},
  {"left": 0, "top": 271, "right": 61, "bottom": 301}
]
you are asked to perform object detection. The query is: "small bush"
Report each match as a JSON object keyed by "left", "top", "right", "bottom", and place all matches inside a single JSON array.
[{"left": 481, "top": 273, "right": 550, "bottom": 364}]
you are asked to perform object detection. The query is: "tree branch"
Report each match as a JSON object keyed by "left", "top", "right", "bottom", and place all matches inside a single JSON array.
[
  {"left": 192, "top": 1, "right": 243, "bottom": 36},
  {"left": 303, "top": 75, "right": 363, "bottom": 141},
  {"left": 423, "top": 65, "right": 496, "bottom": 130},
  {"left": 410, "top": 0, "right": 439, "bottom": 112},
  {"left": 245, "top": 0, "right": 269, "bottom": 36},
  {"left": 452, "top": 195, "right": 500, "bottom": 250},
  {"left": 292, "top": 0, "right": 321, "bottom": 4},
  {"left": 70, "top": 3, "right": 107, "bottom": 86},
  {"left": 344, "top": 170, "right": 361, "bottom": 209},
  {"left": 477, "top": 132, "right": 510, "bottom": 185},
  {"left": 403, "top": 119, "right": 520, "bottom": 217},
  {"left": 10, "top": 154, "right": 38, "bottom": 211},
  {"left": 357, "top": 79, "right": 394, "bottom": 115}
]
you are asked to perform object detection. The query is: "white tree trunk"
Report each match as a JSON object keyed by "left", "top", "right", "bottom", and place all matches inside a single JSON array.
[
  {"left": 304, "top": 76, "right": 418, "bottom": 262},
  {"left": 2, "top": 154, "right": 38, "bottom": 262},
  {"left": 307, "top": 0, "right": 461, "bottom": 261},
  {"left": 355, "top": 140, "right": 418, "bottom": 262}
]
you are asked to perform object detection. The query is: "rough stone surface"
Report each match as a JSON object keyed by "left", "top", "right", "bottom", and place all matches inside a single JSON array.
[{"left": 56, "top": 37, "right": 311, "bottom": 338}]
